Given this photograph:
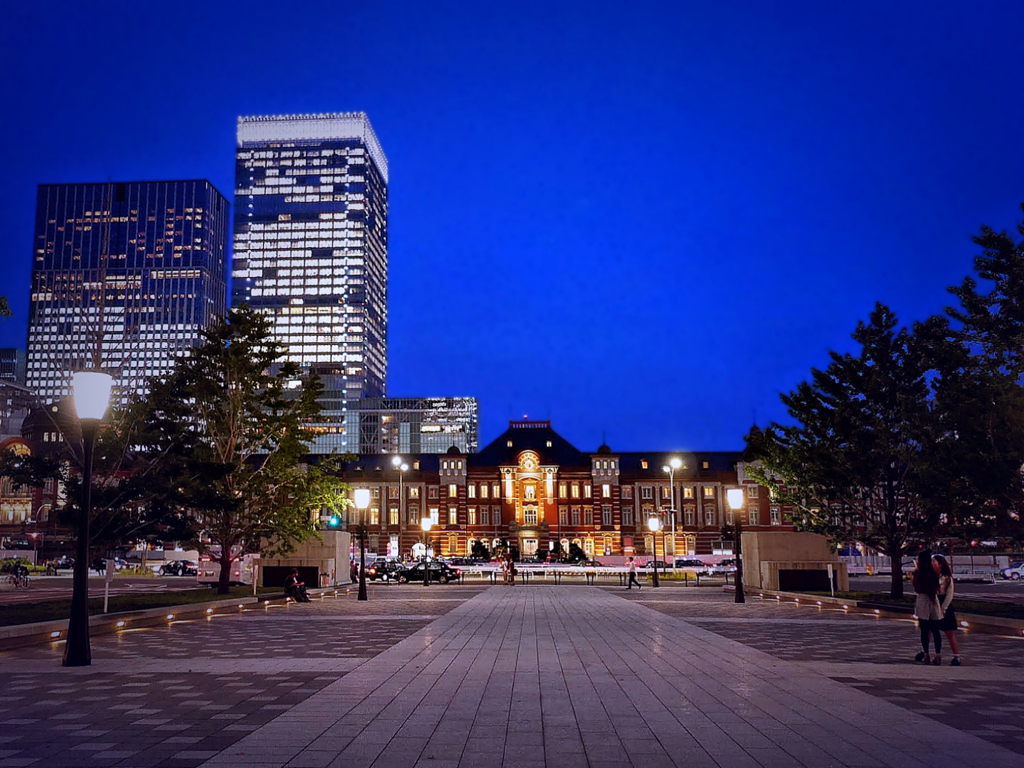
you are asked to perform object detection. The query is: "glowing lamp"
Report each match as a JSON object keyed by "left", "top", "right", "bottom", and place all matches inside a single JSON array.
[
  {"left": 72, "top": 371, "right": 113, "bottom": 421},
  {"left": 421, "top": 517, "right": 432, "bottom": 533},
  {"left": 354, "top": 488, "right": 370, "bottom": 510},
  {"left": 726, "top": 488, "right": 744, "bottom": 511},
  {"left": 669, "top": 457, "right": 682, "bottom": 470}
]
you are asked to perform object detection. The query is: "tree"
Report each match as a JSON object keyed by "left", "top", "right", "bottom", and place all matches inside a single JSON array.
[
  {"left": 141, "top": 307, "right": 347, "bottom": 593},
  {"left": 746, "top": 304, "right": 937, "bottom": 598},
  {"left": 471, "top": 540, "right": 490, "bottom": 561},
  {"left": 567, "top": 542, "right": 586, "bottom": 563}
]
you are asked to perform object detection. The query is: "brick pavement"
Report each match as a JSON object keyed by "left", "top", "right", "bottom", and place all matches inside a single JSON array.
[{"left": 1, "top": 584, "right": 1023, "bottom": 768}]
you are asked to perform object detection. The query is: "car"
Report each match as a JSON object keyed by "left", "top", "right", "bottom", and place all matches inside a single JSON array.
[
  {"left": 1001, "top": 561, "right": 1024, "bottom": 580},
  {"left": 674, "top": 558, "right": 705, "bottom": 569},
  {"left": 90, "top": 556, "right": 128, "bottom": 573},
  {"left": 159, "top": 560, "right": 197, "bottom": 576},
  {"left": 394, "top": 561, "right": 461, "bottom": 584},
  {"left": 706, "top": 559, "right": 738, "bottom": 574},
  {"left": 444, "top": 557, "right": 474, "bottom": 567},
  {"left": 642, "top": 560, "right": 670, "bottom": 570},
  {"left": 54, "top": 556, "right": 75, "bottom": 569},
  {"left": 365, "top": 560, "right": 403, "bottom": 581}
]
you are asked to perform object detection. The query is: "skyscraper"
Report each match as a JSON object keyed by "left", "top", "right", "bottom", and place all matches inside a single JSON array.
[
  {"left": 26, "top": 181, "right": 229, "bottom": 404},
  {"left": 232, "top": 113, "right": 389, "bottom": 453}
]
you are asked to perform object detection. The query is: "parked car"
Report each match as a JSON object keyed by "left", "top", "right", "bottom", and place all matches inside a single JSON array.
[
  {"left": 1000, "top": 561, "right": 1024, "bottom": 580},
  {"left": 707, "top": 559, "right": 738, "bottom": 574},
  {"left": 159, "top": 560, "right": 197, "bottom": 576},
  {"left": 642, "top": 560, "right": 670, "bottom": 570},
  {"left": 366, "top": 560, "right": 403, "bottom": 581},
  {"left": 395, "top": 562, "right": 461, "bottom": 584},
  {"left": 55, "top": 556, "right": 75, "bottom": 570},
  {"left": 674, "top": 558, "right": 705, "bottom": 569},
  {"left": 90, "top": 557, "right": 128, "bottom": 573}
]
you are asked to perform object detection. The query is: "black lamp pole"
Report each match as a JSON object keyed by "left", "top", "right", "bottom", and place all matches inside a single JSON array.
[{"left": 63, "top": 420, "right": 98, "bottom": 667}]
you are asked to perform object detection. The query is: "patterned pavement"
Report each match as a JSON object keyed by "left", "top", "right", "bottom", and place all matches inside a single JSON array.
[{"left": 0, "top": 584, "right": 488, "bottom": 768}]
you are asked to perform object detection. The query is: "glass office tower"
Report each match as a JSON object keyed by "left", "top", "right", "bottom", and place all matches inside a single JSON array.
[
  {"left": 346, "top": 397, "right": 480, "bottom": 455},
  {"left": 26, "top": 181, "right": 229, "bottom": 404},
  {"left": 232, "top": 113, "right": 389, "bottom": 453}
]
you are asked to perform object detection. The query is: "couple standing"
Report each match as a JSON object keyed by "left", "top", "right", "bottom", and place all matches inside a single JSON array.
[{"left": 912, "top": 550, "right": 961, "bottom": 666}]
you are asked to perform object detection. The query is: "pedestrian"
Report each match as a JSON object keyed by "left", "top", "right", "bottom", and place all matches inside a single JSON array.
[
  {"left": 626, "top": 557, "right": 642, "bottom": 590},
  {"left": 912, "top": 549, "right": 943, "bottom": 664},
  {"left": 932, "top": 555, "right": 962, "bottom": 666},
  {"left": 350, "top": 560, "right": 358, "bottom": 584},
  {"left": 509, "top": 558, "right": 517, "bottom": 586}
]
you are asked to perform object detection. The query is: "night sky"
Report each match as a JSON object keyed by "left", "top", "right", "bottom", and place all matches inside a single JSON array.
[{"left": 2, "top": 1, "right": 1022, "bottom": 452}]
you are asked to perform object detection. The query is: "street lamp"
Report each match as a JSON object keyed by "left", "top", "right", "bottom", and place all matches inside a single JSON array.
[
  {"left": 662, "top": 457, "right": 682, "bottom": 568},
  {"left": 647, "top": 515, "right": 661, "bottom": 587},
  {"left": 391, "top": 456, "right": 408, "bottom": 557},
  {"left": 420, "top": 516, "right": 432, "bottom": 587},
  {"left": 726, "top": 488, "right": 745, "bottom": 604},
  {"left": 64, "top": 370, "right": 113, "bottom": 667},
  {"left": 355, "top": 488, "right": 370, "bottom": 601}
]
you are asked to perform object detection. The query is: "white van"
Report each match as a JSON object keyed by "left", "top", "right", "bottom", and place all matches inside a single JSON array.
[{"left": 196, "top": 552, "right": 259, "bottom": 586}]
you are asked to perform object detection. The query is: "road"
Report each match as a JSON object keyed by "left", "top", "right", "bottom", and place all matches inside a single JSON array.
[{"left": 0, "top": 574, "right": 204, "bottom": 605}]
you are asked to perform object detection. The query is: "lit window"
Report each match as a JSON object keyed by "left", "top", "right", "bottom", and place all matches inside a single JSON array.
[
  {"left": 747, "top": 486, "right": 759, "bottom": 498},
  {"left": 468, "top": 485, "right": 476, "bottom": 498},
  {"left": 571, "top": 484, "right": 580, "bottom": 499},
  {"left": 449, "top": 484, "right": 457, "bottom": 497},
  {"left": 703, "top": 487, "right": 715, "bottom": 498},
  {"left": 448, "top": 507, "right": 457, "bottom": 525},
  {"left": 683, "top": 487, "right": 694, "bottom": 499},
  {"left": 559, "top": 482, "right": 567, "bottom": 499},
  {"left": 602, "top": 484, "right": 610, "bottom": 498}
]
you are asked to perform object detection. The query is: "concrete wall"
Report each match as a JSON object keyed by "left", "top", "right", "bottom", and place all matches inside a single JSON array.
[
  {"left": 259, "top": 531, "right": 351, "bottom": 587},
  {"left": 742, "top": 531, "right": 848, "bottom": 591}
]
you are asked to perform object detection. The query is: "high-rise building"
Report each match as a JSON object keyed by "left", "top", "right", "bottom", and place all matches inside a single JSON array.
[
  {"left": 346, "top": 397, "right": 479, "bottom": 455},
  {"left": 26, "top": 181, "right": 229, "bottom": 403},
  {"left": 0, "top": 349, "right": 25, "bottom": 386},
  {"left": 0, "top": 349, "right": 27, "bottom": 439},
  {"left": 232, "top": 113, "right": 389, "bottom": 454}
]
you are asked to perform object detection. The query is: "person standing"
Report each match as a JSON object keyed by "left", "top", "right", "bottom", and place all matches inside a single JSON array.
[
  {"left": 912, "top": 550, "right": 943, "bottom": 664},
  {"left": 626, "top": 557, "right": 642, "bottom": 590},
  {"left": 933, "top": 555, "right": 962, "bottom": 666}
]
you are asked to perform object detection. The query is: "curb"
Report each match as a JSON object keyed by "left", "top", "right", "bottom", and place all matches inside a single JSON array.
[
  {"left": 753, "top": 588, "right": 1024, "bottom": 639},
  {"left": 0, "top": 585, "right": 357, "bottom": 651}
]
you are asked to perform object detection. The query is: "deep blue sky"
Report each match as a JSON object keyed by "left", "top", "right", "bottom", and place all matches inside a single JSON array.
[{"left": 2, "top": 1, "right": 1022, "bottom": 452}]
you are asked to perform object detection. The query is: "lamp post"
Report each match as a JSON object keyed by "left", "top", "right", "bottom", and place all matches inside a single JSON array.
[
  {"left": 64, "top": 370, "right": 113, "bottom": 667},
  {"left": 355, "top": 488, "right": 370, "bottom": 601},
  {"left": 647, "top": 515, "right": 661, "bottom": 587},
  {"left": 726, "top": 488, "right": 745, "bottom": 604},
  {"left": 662, "top": 457, "right": 682, "bottom": 569},
  {"left": 420, "top": 517, "right": 432, "bottom": 586},
  {"left": 391, "top": 456, "right": 407, "bottom": 558}
]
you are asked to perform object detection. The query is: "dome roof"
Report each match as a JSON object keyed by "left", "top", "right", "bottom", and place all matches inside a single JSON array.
[
  {"left": 445, "top": 444, "right": 463, "bottom": 455},
  {"left": 597, "top": 443, "right": 612, "bottom": 455}
]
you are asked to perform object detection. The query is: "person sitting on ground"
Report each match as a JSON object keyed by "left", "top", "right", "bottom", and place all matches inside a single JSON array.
[{"left": 285, "top": 568, "right": 311, "bottom": 603}]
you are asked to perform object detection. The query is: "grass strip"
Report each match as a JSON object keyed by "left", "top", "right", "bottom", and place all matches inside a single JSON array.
[
  {"left": 805, "top": 591, "right": 1024, "bottom": 621},
  {"left": 0, "top": 586, "right": 279, "bottom": 628}
]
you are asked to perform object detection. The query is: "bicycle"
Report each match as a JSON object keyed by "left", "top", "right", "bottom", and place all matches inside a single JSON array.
[{"left": 4, "top": 572, "right": 29, "bottom": 588}]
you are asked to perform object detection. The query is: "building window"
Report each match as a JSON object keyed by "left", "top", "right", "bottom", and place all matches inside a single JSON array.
[
  {"left": 771, "top": 506, "right": 781, "bottom": 525},
  {"left": 559, "top": 482, "right": 567, "bottom": 499},
  {"left": 468, "top": 507, "right": 477, "bottom": 525},
  {"left": 662, "top": 486, "right": 671, "bottom": 499},
  {"left": 571, "top": 483, "right": 580, "bottom": 499},
  {"left": 409, "top": 504, "right": 420, "bottom": 524},
  {"left": 685, "top": 508, "right": 694, "bottom": 526},
  {"left": 449, "top": 507, "right": 458, "bottom": 525},
  {"left": 507, "top": 440, "right": 513, "bottom": 447},
  {"left": 583, "top": 485, "right": 592, "bottom": 498},
  {"left": 448, "top": 484, "right": 458, "bottom": 497},
  {"left": 747, "top": 486, "right": 759, "bottom": 499},
  {"left": 641, "top": 460, "right": 648, "bottom": 469},
  {"left": 683, "top": 487, "right": 694, "bottom": 499},
  {"left": 748, "top": 509, "right": 758, "bottom": 526},
  {"left": 372, "top": 488, "right": 380, "bottom": 498},
  {"left": 388, "top": 486, "right": 399, "bottom": 499},
  {"left": 584, "top": 508, "right": 593, "bottom": 526},
  {"left": 559, "top": 508, "right": 568, "bottom": 526},
  {"left": 602, "top": 484, "right": 611, "bottom": 498},
  {"left": 524, "top": 484, "right": 536, "bottom": 500},
  {"left": 524, "top": 507, "right": 538, "bottom": 525},
  {"left": 468, "top": 485, "right": 476, "bottom": 498},
  {"left": 428, "top": 487, "right": 438, "bottom": 499},
  {"left": 641, "top": 487, "right": 653, "bottom": 500},
  {"left": 447, "top": 533, "right": 458, "bottom": 555},
  {"left": 584, "top": 538, "right": 594, "bottom": 555},
  {"left": 703, "top": 486, "right": 715, "bottom": 498},
  {"left": 480, "top": 483, "right": 489, "bottom": 499},
  {"left": 622, "top": 486, "right": 633, "bottom": 500},
  {"left": 705, "top": 508, "right": 715, "bottom": 527},
  {"left": 481, "top": 507, "right": 490, "bottom": 525},
  {"left": 492, "top": 482, "right": 500, "bottom": 497},
  {"left": 571, "top": 507, "right": 580, "bottom": 526},
  {"left": 409, "top": 487, "right": 420, "bottom": 499},
  {"left": 370, "top": 508, "right": 380, "bottom": 525},
  {"left": 702, "top": 461, "right": 709, "bottom": 469},
  {"left": 622, "top": 507, "right": 634, "bottom": 526},
  {"left": 430, "top": 507, "right": 440, "bottom": 525},
  {"left": 602, "top": 506, "right": 612, "bottom": 526}
]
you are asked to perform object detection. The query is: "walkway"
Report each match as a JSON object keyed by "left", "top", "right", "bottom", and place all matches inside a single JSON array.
[{"left": 1, "top": 585, "right": 1022, "bottom": 768}]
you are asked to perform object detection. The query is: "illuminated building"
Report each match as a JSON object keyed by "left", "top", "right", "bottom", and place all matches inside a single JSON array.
[
  {"left": 333, "top": 420, "right": 793, "bottom": 560},
  {"left": 26, "top": 181, "right": 229, "bottom": 403},
  {"left": 232, "top": 113, "right": 388, "bottom": 454},
  {"left": 346, "top": 397, "right": 479, "bottom": 455}
]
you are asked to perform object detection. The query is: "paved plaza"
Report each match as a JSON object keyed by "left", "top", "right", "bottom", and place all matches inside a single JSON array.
[{"left": 1, "top": 584, "right": 1023, "bottom": 768}]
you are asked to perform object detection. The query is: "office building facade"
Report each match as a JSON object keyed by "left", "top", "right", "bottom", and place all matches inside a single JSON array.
[
  {"left": 26, "top": 180, "right": 229, "bottom": 403},
  {"left": 232, "top": 113, "right": 388, "bottom": 453},
  {"left": 345, "top": 397, "right": 479, "bottom": 455}
]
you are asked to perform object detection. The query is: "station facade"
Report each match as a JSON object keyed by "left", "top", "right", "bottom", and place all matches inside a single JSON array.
[{"left": 336, "top": 420, "right": 794, "bottom": 560}]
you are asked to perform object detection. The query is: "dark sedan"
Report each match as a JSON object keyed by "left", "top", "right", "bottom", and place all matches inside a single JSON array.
[
  {"left": 395, "top": 562, "right": 461, "bottom": 584},
  {"left": 159, "top": 560, "right": 197, "bottom": 576},
  {"left": 365, "top": 560, "right": 403, "bottom": 581}
]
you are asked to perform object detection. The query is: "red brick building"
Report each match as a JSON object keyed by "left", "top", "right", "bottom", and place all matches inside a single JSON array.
[{"left": 337, "top": 420, "right": 794, "bottom": 559}]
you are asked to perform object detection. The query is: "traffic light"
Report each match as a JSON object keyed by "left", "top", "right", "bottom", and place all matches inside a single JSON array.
[{"left": 329, "top": 515, "right": 340, "bottom": 527}]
